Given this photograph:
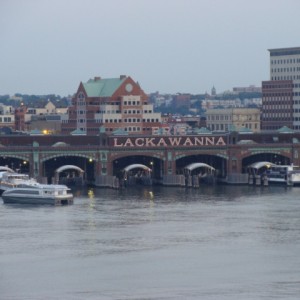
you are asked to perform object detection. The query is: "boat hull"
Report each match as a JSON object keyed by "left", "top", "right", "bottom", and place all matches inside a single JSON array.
[{"left": 2, "top": 194, "right": 73, "bottom": 205}]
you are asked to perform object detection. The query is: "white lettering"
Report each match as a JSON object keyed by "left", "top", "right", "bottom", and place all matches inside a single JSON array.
[
  {"left": 135, "top": 138, "right": 144, "bottom": 147},
  {"left": 114, "top": 138, "right": 123, "bottom": 147},
  {"left": 194, "top": 137, "right": 204, "bottom": 146},
  {"left": 216, "top": 137, "right": 226, "bottom": 146},
  {"left": 157, "top": 138, "right": 168, "bottom": 147},
  {"left": 145, "top": 138, "right": 156, "bottom": 147},
  {"left": 205, "top": 137, "right": 215, "bottom": 145},
  {"left": 152, "top": 127, "right": 159, "bottom": 135},
  {"left": 183, "top": 137, "right": 193, "bottom": 146},
  {"left": 162, "top": 127, "right": 171, "bottom": 135},
  {"left": 124, "top": 138, "right": 134, "bottom": 147},
  {"left": 113, "top": 136, "right": 226, "bottom": 147},
  {"left": 168, "top": 137, "right": 182, "bottom": 146}
]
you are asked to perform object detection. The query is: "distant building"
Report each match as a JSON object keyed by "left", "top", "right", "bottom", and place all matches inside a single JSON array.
[
  {"left": 0, "top": 103, "right": 15, "bottom": 131},
  {"left": 61, "top": 75, "right": 161, "bottom": 135},
  {"left": 211, "top": 86, "right": 216, "bottom": 96},
  {"left": 172, "top": 94, "right": 191, "bottom": 109},
  {"left": 201, "top": 99, "right": 242, "bottom": 110},
  {"left": 28, "top": 115, "right": 62, "bottom": 134},
  {"left": 262, "top": 47, "right": 300, "bottom": 130},
  {"left": 206, "top": 108, "right": 260, "bottom": 132},
  {"left": 233, "top": 85, "right": 261, "bottom": 93},
  {"left": 14, "top": 105, "right": 26, "bottom": 131}
]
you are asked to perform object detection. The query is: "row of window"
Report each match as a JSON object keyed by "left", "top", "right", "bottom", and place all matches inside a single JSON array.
[
  {"left": 104, "top": 127, "right": 143, "bottom": 132},
  {"left": 123, "top": 101, "right": 140, "bottom": 106},
  {"left": 265, "top": 92, "right": 300, "bottom": 97},
  {"left": 207, "top": 115, "right": 259, "bottom": 121},
  {"left": 0, "top": 117, "right": 12, "bottom": 122},
  {"left": 263, "top": 83, "right": 292, "bottom": 89},
  {"left": 98, "top": 110, "right": 121, "bottom": 114},
  {"left": 207, "top": 115, "right": 231, "bottom": 121},
  {"left": 271, "top": 75, "right": 300, "bottom": 80},
  {"left": 263, "top": 113, "right": 291, "bottom": 118},
  {"left": 263, "top": 110, "right": 291, "bottom": 114},
  {"left": 272, "top": 67, "right": 300, "bottom": 72},
  {"left": 94, "top": 118, "right": 160, "bottom": 123},
  {"left": 263, "top": 101, "right": 291, "bottom": 106},
  {"left": 208, "top": 123, "right": 258, "bottom": 131},
  {"left": 124, "top": 118, "right": 141, "bottom": 123},
  {"left": 263, "top": 105, "right": 290, "bottom": 110},
  {"left": 263, "top": 94, "right": 292, "bottom": 98},
  {"left": 271, "top": 58, "right": 300, "bottom": 64}
]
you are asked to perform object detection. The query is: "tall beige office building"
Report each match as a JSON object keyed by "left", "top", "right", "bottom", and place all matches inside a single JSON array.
[{"left": 262, "top": 47, "right": 300, "bottom": 130}]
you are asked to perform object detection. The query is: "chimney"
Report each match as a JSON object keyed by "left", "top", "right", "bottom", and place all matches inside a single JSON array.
[
  {"left": 120, "top": 75, "right": 126, "bottom": 80},
  {"left": 94, "top": 76, "right": 101, "bottom": 81}
]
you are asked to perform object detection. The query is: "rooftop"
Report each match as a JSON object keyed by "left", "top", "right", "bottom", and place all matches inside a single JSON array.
[{"left": 83, "top": 76, "right": 127, "bottom": 97}]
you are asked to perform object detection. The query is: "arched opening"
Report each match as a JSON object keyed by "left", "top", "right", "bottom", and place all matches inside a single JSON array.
[
  {"left": 122, "top": 164, "right": 152, "bottom": 186},
  {"left": 113, "top": 155, "right": 163, "bottom": 186},
  {"left": 176, "top": 154, "right": 227, "bottom": 180},
  {"left": 43, "top": 155, "right": 94, "bottom": 184},
  {"left": 242, "top": 153, "right": 291, "bottom": 173},
  {"left": 54, "top": 165, "right": 85, "bottom": 186}
]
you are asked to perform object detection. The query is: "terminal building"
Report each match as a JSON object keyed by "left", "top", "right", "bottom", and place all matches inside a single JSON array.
[{"left": 262, "top": 47, "right": 300, "bottom": 130}]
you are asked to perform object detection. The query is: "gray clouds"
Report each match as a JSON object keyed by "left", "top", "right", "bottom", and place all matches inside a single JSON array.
[{"left": 1, "top": 0, "right": 300, "bottom": 96}]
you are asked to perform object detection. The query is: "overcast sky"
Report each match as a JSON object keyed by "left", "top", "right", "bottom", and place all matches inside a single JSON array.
[{"left": 1, "top": 0, "right": 300, "bottom": 96}]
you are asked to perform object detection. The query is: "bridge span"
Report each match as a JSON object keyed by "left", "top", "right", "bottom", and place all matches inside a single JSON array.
[{"left": 0, "top": 132, "right": 300, "bottom": 187}]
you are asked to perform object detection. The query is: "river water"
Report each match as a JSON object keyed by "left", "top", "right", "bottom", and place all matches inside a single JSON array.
[{"left": 1, "top": 185, "right": 300, "bottom": 299}]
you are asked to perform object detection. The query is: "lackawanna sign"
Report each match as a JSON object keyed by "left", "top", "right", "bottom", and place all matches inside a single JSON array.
[{"left": 112, "top": 136, "right": 226, "bottom": 148}]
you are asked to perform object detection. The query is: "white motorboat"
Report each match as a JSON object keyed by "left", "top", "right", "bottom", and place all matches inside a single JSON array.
[
  {"left": 266, "top": 164, "right": 300, "bottom": 186},
  {"left": 0, "top": 172, "right": 37, "bottom": 195},
  {"left": 2, "top": 182, "right": 74, "bottom": 205}
]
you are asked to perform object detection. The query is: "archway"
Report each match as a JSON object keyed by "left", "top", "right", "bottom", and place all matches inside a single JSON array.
[
  {"left": 242, "top": 153, "right": 291, "bottom": 173},
  {"left": 176, "top": 154, "right": 227, "bottom": 179},
  {"left": 43, "top": 155, "right": 94, "bottom": 184},
  {"left": 113, "top": 155, "right": 163, "bottom": 183},
  {"left": 54, "top": 165, "right": 84, "bottom": 185},
  {"left": 121, "top": 163, "right": 152, "bottom": 186}
]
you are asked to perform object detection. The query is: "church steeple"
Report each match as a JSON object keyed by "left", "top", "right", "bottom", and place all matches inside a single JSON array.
[{"left": 211, "top": 85, "right": 216, "bottom": 96}]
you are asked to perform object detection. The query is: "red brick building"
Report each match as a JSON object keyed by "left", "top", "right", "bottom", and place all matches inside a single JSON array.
[
  {"left": 61, "top": 75, "right": 161, "bottom": 135},
  {"left": 14, "top": 105, "right": 27, "bottom": 131}
]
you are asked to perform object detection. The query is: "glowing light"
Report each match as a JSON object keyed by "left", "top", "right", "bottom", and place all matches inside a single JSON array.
[{"left": 89, "top": 158, "right": 93, "bottom": 162}]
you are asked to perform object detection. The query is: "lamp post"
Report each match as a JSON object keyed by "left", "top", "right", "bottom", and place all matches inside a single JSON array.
[{"left": 150, "top": 161, "right": 154, "bottom": 178}]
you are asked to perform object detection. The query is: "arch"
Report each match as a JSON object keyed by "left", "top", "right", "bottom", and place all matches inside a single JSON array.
[
  {"left": 247, "top": 161, "right": 276, "bottom": 170},
  {"left": 176, "top": 153, "right": 227, "bottom": 178},
  {"left": 55, "top": 165, "right": 84, "bottom": 174},
  {"left": 53, "top": 165, "right": 85, "bottom": 185},
  {"left": 41, "top": 153, "right": 96, "bottom": 163},
  {"left": 0, "top": 166, "right": 14, "bottom": 173},
  {"left": 52, "top": 142, "right": 69, "bottom": 147},
  {"left": 123, "top": 164, "right": 152, "bottom": 172},
  {"left": 176, "top": 152, "right": 229, "bottom": 160},
  {"left": 184, "top": 162, "right": 215, "bottom": 172},
  {"left": 241, "top": 152, "right": 291, "bottom": 173},
  {"left": 111, "top": 152, "right": 165, "bottom": 161}
]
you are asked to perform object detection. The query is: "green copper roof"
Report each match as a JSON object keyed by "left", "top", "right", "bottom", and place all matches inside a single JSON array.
[
  {"left": 83, "top": 77, "right": 126, "bottom": 97},
  {"left": 71, "top": 129, "right": 86, "bottom": 135},
  {"left": 278, "top": 126, "right": 294, "bottom": 133}
]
